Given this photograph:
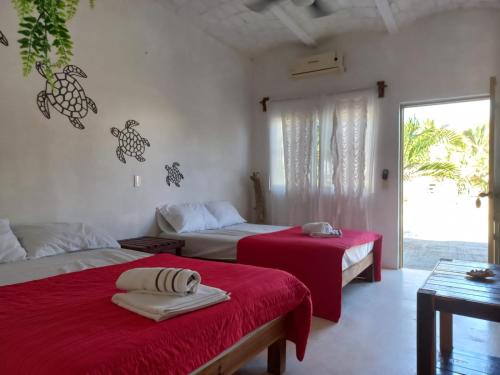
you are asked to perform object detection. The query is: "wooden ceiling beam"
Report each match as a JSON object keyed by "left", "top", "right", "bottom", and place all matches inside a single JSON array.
[
  {"left": 270, "top": 5, "right": 317, "bottom": 47},
  {"left": 374, "top": 0, "right": 399, "bottom": 34}
]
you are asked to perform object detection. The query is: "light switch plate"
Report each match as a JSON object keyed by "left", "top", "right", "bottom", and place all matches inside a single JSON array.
[{"left": 134, "top": 175, "right": 141, "bottom": 188}]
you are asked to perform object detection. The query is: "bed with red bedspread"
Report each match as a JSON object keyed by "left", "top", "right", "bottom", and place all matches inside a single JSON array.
[
  {"left": 237, "top": 227, "right": 382, "bottom": 322},
  {"left": 0, "top": 254, "right": 311, "bottom": 375}
]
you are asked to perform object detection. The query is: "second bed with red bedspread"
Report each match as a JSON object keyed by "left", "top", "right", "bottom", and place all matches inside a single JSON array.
[
  {"left": 0, "top": 254, "right": 312, "bottom": 375},
  {"left": 237, "top": 227, "right": 382, "bottom": 322}
]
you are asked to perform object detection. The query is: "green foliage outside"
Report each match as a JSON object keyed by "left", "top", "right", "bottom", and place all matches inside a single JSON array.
[
  {"left": 457, "top": 124, "right": 489, "bottom": 193},
  {"left": 403, "top": 117, "right": 489, "bottom": 195},
  {"left": 11, "top": 0, "right": 95, "bottom": 83},
  {"left": 403, "top": 117, "right": 464, "bottom": 181}
]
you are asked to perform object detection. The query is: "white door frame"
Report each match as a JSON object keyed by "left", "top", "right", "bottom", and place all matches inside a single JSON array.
[
  {"left": 489, "top": 77, "right": 498, "bottom": 264},
  {"left": 398, "top": 95, "right": 491, "bottom": 268}
]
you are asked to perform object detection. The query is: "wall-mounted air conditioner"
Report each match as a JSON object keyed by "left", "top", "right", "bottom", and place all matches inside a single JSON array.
[{"left": 289, "top": 51, "right": 345, "bottom": 79}]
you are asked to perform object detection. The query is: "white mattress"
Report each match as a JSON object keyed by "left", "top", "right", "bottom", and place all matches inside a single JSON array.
[
  {"left": 0, "top": 248, "right": 152, "bottom": 286},
  {"left": 160, "top": 223, "right": 374, "bottom": 271}
]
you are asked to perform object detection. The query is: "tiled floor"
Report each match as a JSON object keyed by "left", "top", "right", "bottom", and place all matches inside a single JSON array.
[
  {"left": 238, "top": 269, "right": 500, "bottom": 375},
  {"left": 403, "top": 238, "right": 488, "bottom": 270}
]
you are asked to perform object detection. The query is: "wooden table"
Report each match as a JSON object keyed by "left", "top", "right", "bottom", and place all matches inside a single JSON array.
[
  {"left": 417, "top": 259, "right": 500, "bottom": 375},
  {"left": 118, "top": 236, "right": 185, "bottom": 256}
]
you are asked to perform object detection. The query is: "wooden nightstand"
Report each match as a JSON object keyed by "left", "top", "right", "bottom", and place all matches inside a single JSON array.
[{"left": 118, "top": 236, "right": 185, "bottom": 256}]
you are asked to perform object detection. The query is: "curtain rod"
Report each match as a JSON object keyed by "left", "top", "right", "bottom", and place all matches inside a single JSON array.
[{"left": 259, "top": 81, "right": 387, "bottom": 112}]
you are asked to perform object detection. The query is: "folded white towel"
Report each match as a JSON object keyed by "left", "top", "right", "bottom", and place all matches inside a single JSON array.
[
  {"left": 309, "top": 228, "right": 342, "bottom": 238},
  {"left": 116, "top": 267, "right": 201, "bottom": 296},
  {"left": 302, "top": 222, "right": 333, "bottom": 234},
  {"left": 112, "top": 284, "right": 230, "bottom": 321}
]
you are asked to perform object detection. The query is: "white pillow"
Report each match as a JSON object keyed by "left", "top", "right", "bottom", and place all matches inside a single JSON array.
[
  {"left": 158, "top": 203, "right": 219, "bottom": 233},
  {"left": 0, "top": 219, "right": 27, "bottom": 263},
  {"left": 205, "top": 201, "right": 246, "bottom": 228},
  {"left": 12, "top": 222, "right": 120, "bottom": 259},
  {"left": 156, "top": 208, "right": 176, "bottom": 233}
]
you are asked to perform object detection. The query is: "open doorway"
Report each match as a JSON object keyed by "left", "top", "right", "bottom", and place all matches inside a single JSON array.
[{"left": 401, "top": 98, "right": 490, "bottom": 270}]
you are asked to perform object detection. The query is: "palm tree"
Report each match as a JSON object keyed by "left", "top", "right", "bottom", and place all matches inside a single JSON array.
[
  {"left": 403, "top": 117, "right": 464, "bottom": 181},
  {"left": 459, "top": 124, "right": 489, "bottom": 192},
  {"left": 463, "top": 124, "right": 488, "bottom": 156}
]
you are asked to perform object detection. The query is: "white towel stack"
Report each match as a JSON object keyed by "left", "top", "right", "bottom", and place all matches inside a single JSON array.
[
  {"left": 302, "top": 222, "right": 333, "bottom": 234},
  {"left": 302, "top": 222, "right": 342, "bottom": 238},
  {"left": 112, "top": 267, "right": 230, "bottom": 321}
]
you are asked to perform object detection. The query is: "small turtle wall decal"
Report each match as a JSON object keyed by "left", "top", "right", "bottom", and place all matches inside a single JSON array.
[
  {"left": 0, "top": 30, "right": 8, "bottom": 46},
  {"left": 36, "top": 62, "right": 97, "bottom": 130},
  {"left": 111, "top": 120, "right": 150, "bottom": 164},
  {"left": 165, "top": 162, "right": 184, "bottom": 187}
]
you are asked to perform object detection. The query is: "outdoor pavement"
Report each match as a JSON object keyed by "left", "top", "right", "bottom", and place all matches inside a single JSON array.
[{"left": 403, "top": 238, "right": 488, "bottom": 270}]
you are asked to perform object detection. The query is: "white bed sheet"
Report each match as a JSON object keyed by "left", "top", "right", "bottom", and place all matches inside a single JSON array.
[
  {"left": 0, "top": 248, "right": 152, "bottom": 286},
  {"left": 159, "top": 223, "right": 374, "bottom": 270}
]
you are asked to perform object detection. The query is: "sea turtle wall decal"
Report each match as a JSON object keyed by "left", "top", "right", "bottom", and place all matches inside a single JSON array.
[
  {"left": 111, "top": 120, "right": 150, "bottom": 164},
  {"left": 165, "top": 162, "right": 184, "bottom": 187},
  {"left": 0, "top": 30, "right": 8, "bottom": 46},
  {"left": 36, "top": 62, "right": 97, "bottom": 130}
]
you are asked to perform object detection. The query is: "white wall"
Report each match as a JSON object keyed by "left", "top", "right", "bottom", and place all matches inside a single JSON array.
[
  {"left": 1, "top": 4, "right": 498, "bottom": 267},
  {"left": 0, "top": 0, "right": 253, "bottom": 239},
  {"left": 251, "top": 10, "right": 500, "bottom": 269}
]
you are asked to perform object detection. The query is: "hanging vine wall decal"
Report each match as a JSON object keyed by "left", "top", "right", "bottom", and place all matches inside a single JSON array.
[
  {"left": 12, "top": 0, "right": 95, "bottom": 82},
  {"left": 165, "top": 162, "right": 184, "bottom": 187},
  {"left": 111, "top": 120, "right": 151, "bottom": 164},
  {"left": 36, "top": 62, "right": 97, "bottom": 129},
  {"left": 0, "top": 30, "right": 8, "bottom": 46}
]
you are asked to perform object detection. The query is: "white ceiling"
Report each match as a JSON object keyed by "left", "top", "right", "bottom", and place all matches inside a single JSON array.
[{"left": 167, "top": 0, "right": 500, "bottom": 56}]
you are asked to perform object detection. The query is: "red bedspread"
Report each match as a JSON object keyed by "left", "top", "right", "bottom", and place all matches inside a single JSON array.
[
  {"left": 237, "top": 227, "right": 382, "bottom": 322},
  {"left": 0, "top": 254, "right": 311, "bottom": 375}
]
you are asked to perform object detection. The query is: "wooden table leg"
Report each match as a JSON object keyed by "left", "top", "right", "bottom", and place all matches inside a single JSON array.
[
  {"left": 440, "top": 312, "right": 453, "bottom": 357},
  {"left": 417, "top": 289, "right": 436, "bottom": 375},
  {"left": 267, "top": 338, "right": 286, "bottom": 375}
]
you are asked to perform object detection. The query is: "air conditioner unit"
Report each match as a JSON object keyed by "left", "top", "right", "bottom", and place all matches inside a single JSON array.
[{"left": 289, "top": 51, "right": 344, "bottom": 79}]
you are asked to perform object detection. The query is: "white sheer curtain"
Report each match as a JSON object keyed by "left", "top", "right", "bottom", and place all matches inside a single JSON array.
[{"left": 268, "top": 89, "right": 378, "bottom": 229}]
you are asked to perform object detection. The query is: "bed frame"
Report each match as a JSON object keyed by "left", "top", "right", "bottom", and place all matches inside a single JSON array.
[
  {"left": 192, "top": 316, "right": 287, "bottom": 375},
  {"left": 191, "top": 252, "right": 374, "bottom": 375},
  {"left": 196, "top": 252, "right": 375, "bottom": 287},
  {"left": 342, "top": 252, "right": 375, "bottom": 286}
]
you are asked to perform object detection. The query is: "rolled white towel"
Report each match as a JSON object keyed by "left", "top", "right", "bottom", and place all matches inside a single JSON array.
[
  {"left": 116, "top": 267, "right": 201, "bottom": 296},
  {"left": 112, "top": 284, "right": 230, "bottom": 322},
  {"left": 302, "top": 222, "right": 333, "bottom": 234}
]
